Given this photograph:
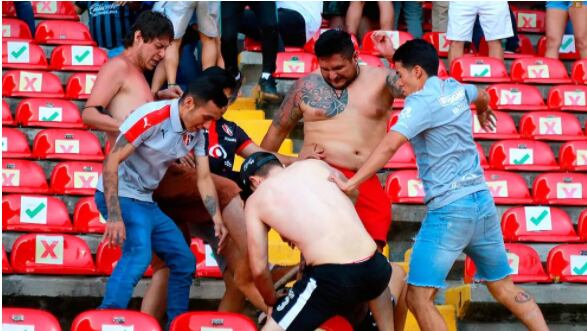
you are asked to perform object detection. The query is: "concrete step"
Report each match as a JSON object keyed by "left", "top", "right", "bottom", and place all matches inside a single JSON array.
[{"left": 458, "top": 322, "right": 587, "bottom": 331}]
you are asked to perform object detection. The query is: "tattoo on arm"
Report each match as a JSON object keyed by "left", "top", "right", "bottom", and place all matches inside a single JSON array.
[
  {"left": 104, "top": 136, "right": 130, "bottom": 223},
  {"left": 386, "top": 69, "right": 404, "bottom": 99},
  {"left": 514, "top": 291, "right": 532, "bottom": 304},
  {"left": 272, "top": 79, "right": 304, "bottom": 129},
  {"left": 203, "top": 195, "right": 218, "bottom": 217}
]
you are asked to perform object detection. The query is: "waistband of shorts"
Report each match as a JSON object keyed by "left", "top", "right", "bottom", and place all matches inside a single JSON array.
[{"left": 306, "top": 251, "right": 382, "bottom": 270}]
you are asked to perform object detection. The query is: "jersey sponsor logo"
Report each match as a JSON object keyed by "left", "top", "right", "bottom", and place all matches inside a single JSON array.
[
  {"left": 223, "top": 137, "right": 237, "bottom": 143},
  {"left": 209, "top": 144, "right": 227, "bottom": 159},
  {"left": 222, "top": 124, "right": 233, "bottom": 136}
]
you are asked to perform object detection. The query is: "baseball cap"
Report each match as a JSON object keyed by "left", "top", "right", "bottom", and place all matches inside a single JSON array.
[{"left": 239, "top": 152, "right": 281, "bottom": 198}]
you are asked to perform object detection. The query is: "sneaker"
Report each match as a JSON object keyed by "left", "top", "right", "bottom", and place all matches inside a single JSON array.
[{"left": 258, "top": 75, "right": 282, "bottom": 102}]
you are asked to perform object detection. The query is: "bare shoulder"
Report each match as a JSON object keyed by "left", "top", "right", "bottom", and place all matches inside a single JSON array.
[{"left": 98, "top": 56, "right": 130, "bottom": 75}]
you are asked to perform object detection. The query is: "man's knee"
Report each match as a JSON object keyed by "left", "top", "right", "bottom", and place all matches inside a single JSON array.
[
  {"left": 170, "top": 247, "right": 196, "bottom": 275},
  {"left": 406, "top": 286, "right": 435, "bottom": 312}
]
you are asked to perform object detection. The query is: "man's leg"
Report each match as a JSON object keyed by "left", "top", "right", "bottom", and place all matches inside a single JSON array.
[
  {"left": 220, "top": 2, "right": 245, "bottom": 77},
  {"left": 196, "top": 2, "right": 221, "bottom": 69},
  {"left": 250, "top": 1, "right": 280, "bottom": 101},
  {"left": 368, "top": 287, "right": 394, "bottom": 331},
  {"left": 389, "top": 263, "right": 408, "bottom": 331},
  {"left": 486, "top": 39, "right": 505, "bottom": 62},
  {"left": 446, "top": 2, "right": 476, "bottom": 67},
  {"left": 406, "top": 286, "right": 444, "bottom": 331},
  {"left": 478, "top": 2, "right": 513, "bottom": 62},
  {"left": 544, "top": 7, "right": 568, "bottom": 59},
  {"left": 218, "top": 269, "right": 246, "bottom": 312},
  {"left": 569, "top": 3, "right": 587, "bottom": 58},
  {"left": 140, "top": 265, "right": 169, "bottom": 321}
]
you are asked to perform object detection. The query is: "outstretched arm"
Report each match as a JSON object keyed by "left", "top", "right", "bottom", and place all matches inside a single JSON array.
[{"left": 195, "top": 155, "right": 228, "bottom": 251}]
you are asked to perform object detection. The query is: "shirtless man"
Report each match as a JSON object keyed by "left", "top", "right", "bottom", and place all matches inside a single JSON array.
[{"left": 240, "top": 152, "right": 394, "bottom": 331}]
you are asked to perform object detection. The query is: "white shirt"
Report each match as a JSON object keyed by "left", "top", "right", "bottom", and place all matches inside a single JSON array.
[{"left": 277, "top": 1, "right": 323, "bottom": 41}]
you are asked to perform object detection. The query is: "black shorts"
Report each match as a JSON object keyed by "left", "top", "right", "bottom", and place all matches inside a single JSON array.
[{"left": 270, "top": 252, "right": 391, "bottom": 331}]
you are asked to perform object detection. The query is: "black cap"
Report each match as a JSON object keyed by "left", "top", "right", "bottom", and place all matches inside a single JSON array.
[{"left": 239, "top": 152, "right": 280, "bottom": 198}]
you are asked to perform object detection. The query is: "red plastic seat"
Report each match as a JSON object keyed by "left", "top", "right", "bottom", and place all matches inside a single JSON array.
[
  {"left": 537, "top": 35, "right": 579, "bottom": 60},
  {"left": 423, "top": 32, "right": 450, "bottom": 57},
  {"left": 384, "top": 143, "right": 416, "bottom": 169},
  {"left": 2, "top": 127, "right": 32, "bottom": 158},
  {"left": 547, "top": 244, "right": 587, "bottom": 283},
  {"left": 73, "top": 197, "right": 106, "bottom": 233},
  {"left": 361, "top": 30, "right": 414, "bottom": 56},
  {"left": 50, "top": 161, "right": 102, "bottom": 195},
  {"left": 10, "top": 233, "right": 95, "bottom": 274},
  {"left": 319, "top": 316, "right": 354, "bottom": 331},
  {"left": 274, "top": 52, "right": 318, "bottom": 79},
  {"left": 2, "top": 159, "right": 49, "bottom": 194},
  {"left": 358, "top": 53, "right": 385, "bottom": 67},
  {"left": 477, "top": 35, "right": 535, "bottom": 59},
  {"left": 437, "top": 60, "right": 450, "bottom": 79},
  {"left": 304, "top": 28, "right": 359, "bottom": 54},
  {"left": 33, "top": 129, "right": 104, "bottom": 161},
  {"left": 3, "top": 245, "right": 12, "bottom": 274},
  {"left": 50, "top": 45, "right": 108, "bottom": 71},
  {"left": 190, "top": 237, "right": 222, "bottom": 278},
  {"left": 501, "top": 206, "right": 580, "bottom": 242},
  {"left": 547, "top": 85, "right": 587, "bottom": 113},
  {"left": 487, "top": 84, "right": 547, "bottom": 112},
  {"left": 513, "top": 9, "right": 545, "bottom": 33},
  {"left": 519, "top": 111, "right": 587, "bottom": 141},
  {"left": 450, "top": 56, "right": 511, "bottom": 83},
  {"left": 15, "top": 97, "right": 84, "bottom": 128},
  {"left": 2, "top": 307, "right": 61, "bottom": 331},
  {"left": 2, "top": 41, "right": 49, "bottom": 70},
  {"left": 3, "top": 99, "right": 15, "bottom": 126},
  {"left": 2, "top": 18, "right": 33, "bottom": 40},
  {"left": 385, "top": 169, "right": 424, "bottom": 204},
  {"left": 510, "top": 57, "right": 572, "bottom": 84},
  {"left": 2, "top": 194, "right": 73, "bottom": 232},
  {"left": 65, "top": 72, "right": 97, "bottom": 99},
  {"left": 571, "top": 59, "right": 587, "bottom": 85},
  {"left": 484, "top": 170, "right": 533, "bottom": 204},
  {"left": 170, "top": 312, "right": 256, "bottom": 331},
  {"left": 476, "top": 142, "right": 489, "bottom": 169},
  {"left": 472, "top": 110, "right": 520, "bottom": 140},
  {"left": 2, "top": 70, "right": 65, "bottom": 98},
  {"left": 559, "top": 141, "right": 587, "bottom": 172},
  {"left": 488, "top": 139, "right": 558, "bottom": 171},
  {"left": 465, "top": 243, "right": 551, "bottom": 283},
  {"left": 243, "top": 37, "right": 302, "bottom": 52},
  {"left": 71, "top": 309, "right": 161, "bottom": 331},
  {"left": 578, "top": 210, "right": 587, "bottom": 242},
  {"left": 95, "top": 241, "right": 153, "bottom": 276},
  {"left": 32, "top": 1, "right": 79, "bottom": 20},
  {"left": 3, "top": 1, "right": 16, "bottom": 17},
  {"left": 34, "top": 20, "right": 95, "bottom": 45},
  {"left": 533, "top": 172, "right": 587, "bottom": 206}
]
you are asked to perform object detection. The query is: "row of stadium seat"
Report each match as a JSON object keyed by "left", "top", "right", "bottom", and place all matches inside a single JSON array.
[
  {"left": 3, "top": 18, "right": 94, "bottom": 45},
  {"left": 2, "top": 70, "right": 96, "bottom": 99},
  {"left": 3, "top": 41, "right": 108, "bottom": 71},
  {"left": 487, "top": 84, "right": 587, "bottom": 113},
  {"left": 2, "top": 1, "right": 79, "bottom": 20},
  {"left": 465, "top": 243, "right": 587, "bottom": 284}
]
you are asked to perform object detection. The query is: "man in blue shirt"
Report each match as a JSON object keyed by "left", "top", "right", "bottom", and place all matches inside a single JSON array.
[{"left": 332, "top": 37, "right": 547, "bottom": 331}]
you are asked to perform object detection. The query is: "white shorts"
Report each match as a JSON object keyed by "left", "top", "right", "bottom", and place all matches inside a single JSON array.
[
  {"left": 447, "top": 1, "right": 513, "bottom": 42},
  {"left": 153, "top": 1, "right": 220, "bottom": 39}
]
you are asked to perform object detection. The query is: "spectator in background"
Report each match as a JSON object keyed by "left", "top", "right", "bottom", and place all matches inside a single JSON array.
[
  {"left": 472, "top": 8, "right": 520, "bottom": 55},
  {"left": 323, "top": 1, "right": 346, "bottom": 29},
  {"left": 545, "top": 1, "right": 587, "bottom": 59},
  {"left": 221, "top": 2, "right": 281, "bottom": 103},
  {"left": 276, "top": 1, "right": 323, "bottom": 47},
  {"left": 393, "top": 1, "right": 423, "bottom": 38},
  {"left": 447, "top": 2, "right": 513, "bottom": 67},
  {"left": 431, "top": 1, "right": 449, "bottom": 32},
  {"left": 15, "top": 1, "right": 35, "bottom": 37},
  {"left": 346, "top": 1, "right": 393, "bottom": 39}
]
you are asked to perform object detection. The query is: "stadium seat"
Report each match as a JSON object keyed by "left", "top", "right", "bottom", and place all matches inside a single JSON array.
[
  {"left": 510, "top": 57, "right": 572, "bottom": 84},
  {"left": 2, "top": 18, "right": 33, "bottom": 40},
  {"left": 222, "top": 110, "right": 265, "bottom": 122},
  {"left": 2, "top": 159, "right": 49, "bottom": 194},
  {"left": 472, "top": 110, "right": 520, "bottom": 140},
  {"left": 513, "top": 9, "right": 545, "bottom": 33},
  {"left": 578, "top": 210, "right": 587, "bottom": 242},
  {"left": 547, "top": 244, "right": 587, "bottom": 283},
  {"left": 537, "top": 35, "right": 579, "bottom": 60},
  {"left": 190, "top": 238, "right": 222, "bottom": 278},
  {"left": 2, "top": 70, "right": 65, "bottom": 98},
  {"left": 2, "top": 127, "right": 32, "bottom": 158},
  {"left": 32, "top": 1, "right": 79, "bottom": 20},
  {"left": 501, "top": 206, "right": 580, "bottom": 242},
  {"left": 385, "top": 169, "right": 424, "bottom": 204},
  {"left": 488, "top": 139, "right": 558, "bottom": 171},
  {"left": 487, "top": 84, "right": 547, "bottom": 111},
  {"left": 2, "top": 307, "right": 61, "bottom": 331},
  {"left": 437, "top": 60, "right": 450, "bottom": 79},
  {"left": 50, "top": 161, "right": 102, "bottom": 195},
  {"left": 3, "top": 99, "right": 15, "bottom": 126},
  {"left": 559, "top": 141, "right": 587, "bottom": 172},
  {"left": 2, "top": 41, "right": 49, "bottom": 70},
  {"left": 15, "top": 97, "right": 84, "bottom": 128},
  {"left": 519, "top": 111, "right": 587, "bottom": 141},
  {"left": 358, "top": 53, "right": 385, "bottom": 67},
  {"left": 318, "top": 316, "right": 354, "bottom": 331},
  {"left": 477, "top": 35, "right": 535, "bottom": 59},
  {"left": 95, "top": 241, "right": 153, "bottom": 276},
  {"left": 484, "top": 170, "right": 533, "bottom": 204},
  {"left": 274, "top": 52, "right": 318, "bottom": 79},
  {"left": 268, "top": 228, "right": 301, "bottom": 266},
  {"left": 65, "top": 72, "right": 97, "bottom": 99},
  {"left": 50, "top": 45, "right": 108, "bottom": 71},
  {"left": 71, "top": 309, "right": 161, "bottom": 331},
  {"left": 476, "top": 142, "right": 489, "bottom": 169},
  {"left": 361, "top": 30, "right": 414, "bottom": 56},
  {"left": 465, "top": 243, "right": 551, "bottom": 283},
  {"left": 533, "top": 172, "right": 587, "bottom": 206},
  {"left": 450, "top": 56, "right": 511, "bottom": 83},
  {"left": 423, "top": 32, "right": 451, "bottom": 57},
  {"left": 304, "top": 28, "right": 359, "bottom": 54},
  {"left": 10, "top": 233, "right": 95, "bottom": 274},
  {"left": 170, "top": 312, "right": 256, "bottom": 331},
  {"left": 547, "top": 85, "right": 587, "bottom": 113},
  {"left": 3, "top": 1, "right": 16, "bottom": 17},
  {"left": 34, "top": 20, "right": 95, "bottom": 45},
  {"left": 571, "top": 59, "right": 587, "bottom": 85},
  {"left": 73, "top": 197, "right": 106, "bottom": 233},
  {"left": 384, "top": 143, "right": 416, "bottom": 169},
  {"left": 242, "top": 36, "right": 302, "bottom": 52},
  {"left": 3, "top": 245, "right": 12, "bottom": 274},
  {"left": 2, "top": 194, "right": 73, "bottom": 232},
  {"left": 32, "top": 129, "right": 104, "bottom": 161}
]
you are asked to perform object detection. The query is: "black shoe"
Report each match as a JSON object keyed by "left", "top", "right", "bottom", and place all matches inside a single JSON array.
[{"left": 258, "top": 76, "right": 282, "bottom": 102}]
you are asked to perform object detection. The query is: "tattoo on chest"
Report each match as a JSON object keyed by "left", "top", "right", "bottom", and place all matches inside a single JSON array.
[{"left": 302, "top": 83, "right": 349, "bottom": 117}]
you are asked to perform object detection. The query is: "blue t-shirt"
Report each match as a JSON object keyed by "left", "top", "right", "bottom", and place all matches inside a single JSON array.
[{"left": 392, "top": 76, "right": 488, "bottom": 210}]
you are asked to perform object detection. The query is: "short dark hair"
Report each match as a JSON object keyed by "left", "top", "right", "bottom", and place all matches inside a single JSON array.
[
  {"left": 314, "top": 29, "right": 355, "bottom": 59},
  {"left": 181, "top": 75, "right": 228, "bottom": 109},
  {"left": 202, "top": 66, "right": 237, "bottom": 90},
  {"left": 124, "top": 11, "right": 174, "bottom": 48},
  {"left": 392, "top": 39, "right": 439, "bottom": 77}
]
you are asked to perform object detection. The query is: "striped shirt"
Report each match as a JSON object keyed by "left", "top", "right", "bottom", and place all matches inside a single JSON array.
[{"left": 75, "top": 1, "right": 140, "bottom": 49}]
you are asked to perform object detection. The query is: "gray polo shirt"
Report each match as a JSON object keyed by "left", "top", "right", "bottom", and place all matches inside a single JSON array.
[{"left": 96, "top": 99, "right": 206, "bottom": 202}]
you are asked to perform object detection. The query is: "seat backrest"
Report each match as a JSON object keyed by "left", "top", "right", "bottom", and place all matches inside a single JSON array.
[
  {"left": 65, "top": 72, "right": 97, "bottom": 99},
  {"left": 547, "top": 244, "right": 587, "bottom": 283},
  {"left": 95, "top": 241, "right": 153, "bottom": 276},
  {"left": 487, "top": 83, "right": 547, "bottom": 111},
  {"left": 2, "top": 159, "right": 49, "bottom": 194},
  {"left": 2, "top": 40, "right": 49, "bottom": 70},
  {"left": 510, "top": 57, "right": 571, "bottom": 84},
  {"left": 33, "top": 128, "right": 104, "bottom": 161},
  {"left": 422, "top": 32, "right": 450, "bottom": 57},
  {"left": 73, "top": 197, "right": 106, "bottom": 233},
  {"left": 385, "top": 169, "right": 424, "bottom": 204},
  {"left": 50, "top": 161, "right": 102, "bottom": 195},
  {"left": 2, "top": 127, "right": 32, "bottom": 158},
  {"left": 547, "top": 84, "right": 587, "bottom": 112},
  {"left": 488, "top": 139, "right": 558, "bottom": 171},
  {"left": 472, "top": 110, "right": 520, "bottom": 140},
  {"left": 519, "top": 111, "right": 586, "bottom": 141},
  {"left": 15, "top": 97, "right": 84, "bottom": 128},
  {"left": 71, "top": 309, "right": 161, "bottom": 331},
  {"left": 450, "top": 56, "right": 510, "bottom": 83},
  {"left": 358, "top": 53, "right": 385, "bottom": 67},
  {"left": 484, "top": 170, "right": 533, "bottom": 204},
  {"left": 3, "top": 307, "right": 61, "bottom": 331},
  {"left": 361, "top": 30, "right": 414, "bottom": 56},
  {"left": 170, "top": 312, "right": 257, "bottom": 331},
  {"left": 34, "top": 20, "right": 95, "bottom": 45},
  {"left": 501, "top": 206, "right": 580, "bottom": 242},
  {"left": 513, "top": 9, "right": 545, "bottom": 33},
  {"left": 32, "top": 1, "right": 79, "bottom": 20},
  {"left": 3, "top": 99, "right": 15, "bottom": 126},
  {"left": 578, "top": 210, "right": 587, "bottom": 242},
  {"left": 3, "top": 245, "right": 12, "bottom": 273},
  {"left": 274, "top": 52, "right": 318, "bottom": 79},
  {"left": 559, "top": 140, "right": 587, "bottom": 171},
  {"left": 50, "top": 45, "right": 108, "bottom": 71},
  {"left": 476, "top": 142, "right": 489, "bottom": 169},
  {"left": 318, "top": 316, "right": 354, "bottom": 331},
  {"left": 533, "top": 172, "right": 587, "bottom": 206},
  {"left": 385, "top": 143, "right": 417, "bottom": 169},
  {"left": 3, "top": 1, "right": 16, "bottom": 17},
  {"left": 477, "top": 35, "right": 535, "bottom": 59},
  {"left": 2, "top": 70, "right": 65, "bottom": 98},
  {"left": 2, "top": 18, "right": 33, "bottom": 40},
  {"left": 190, "top": 238, "right": 222, "bottom": 278},
  {"left": 10, "top": 233, "right": 95, "bottom": 274},
  {"left": 304, "top": 28, "right": 359, "bottom": 53},
  {"left": 537, "top": 34, "right": 579, "bottom": 60},
  {"left": 571, "top": 59, "right": 587, "bottom": 84},
  {"left": 2, "top": 194, "right": 72, "bottom": 233}
]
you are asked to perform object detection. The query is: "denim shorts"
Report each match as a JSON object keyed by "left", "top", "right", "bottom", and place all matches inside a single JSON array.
[
  {"left": 408, "top": 190, "right": 511, "bottom": 288},
  {"left": 546, "top": 1, "right": 582, "bottom": 10}
]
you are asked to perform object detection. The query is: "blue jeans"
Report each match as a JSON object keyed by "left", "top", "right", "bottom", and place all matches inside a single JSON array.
[
  {"left": 95, "top": 191, "right": 195, "bottom": 322},
  {"left": 393, "top": 2, "right": 423, "bottom": 38},
  {"left": 408, "top": 190, "right": 511, "bottom": 288}
]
